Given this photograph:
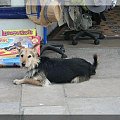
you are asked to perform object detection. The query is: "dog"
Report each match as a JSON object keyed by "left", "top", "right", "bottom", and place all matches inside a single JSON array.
[{"left": 13, "top": 45, "right": 98, "bottom": 86}]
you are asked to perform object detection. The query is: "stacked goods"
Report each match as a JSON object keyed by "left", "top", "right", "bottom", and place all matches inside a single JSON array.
[
  {"left": 0, "top": 29, "right": 41, "bottom": 67},
  {"left": 26, "top": 0, "right": 62, "bottom": 26}
]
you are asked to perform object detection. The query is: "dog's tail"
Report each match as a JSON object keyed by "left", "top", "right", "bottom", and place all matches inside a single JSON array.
[{"left": 93, "top": 54, "right": 98, "bottom": 69}]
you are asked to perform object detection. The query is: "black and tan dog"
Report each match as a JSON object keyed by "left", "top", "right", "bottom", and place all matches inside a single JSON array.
[{"left": 13, "top": 45, "right": 98, "bottom": 86}]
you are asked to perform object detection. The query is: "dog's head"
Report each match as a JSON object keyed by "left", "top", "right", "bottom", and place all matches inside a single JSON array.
[{"left": 18, "top": 44, "right": 40, "bottom": 70}]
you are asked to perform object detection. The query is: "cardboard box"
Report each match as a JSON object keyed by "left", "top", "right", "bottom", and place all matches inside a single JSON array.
[{"left": 0, "top": 36, "right": 41, "bottom": 67}]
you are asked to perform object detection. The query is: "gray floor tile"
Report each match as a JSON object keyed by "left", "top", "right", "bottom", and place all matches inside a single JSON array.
[
  {"left": 0, "top": 102, "right": 20, "bottom": 114},
  {"left": 0, "top": 68, "right": 26, "bottom": 89},
  {"left": 0, "top": 68, "right": 26, "bottom": 79},
  {"left": 22, "top": 84, "right": 65, "bottom": 107},
  {"left": 0, "top": 69, "right": 22, "bottom": 114},
  {"left": 0, "top": 87, "right": 21, "bottom": 103},
  {"left": 64, "top": 78, "right": 120, "bottom": 98},
  {"left": 67, "top": 97, "right": 120, "bottom": 114}
]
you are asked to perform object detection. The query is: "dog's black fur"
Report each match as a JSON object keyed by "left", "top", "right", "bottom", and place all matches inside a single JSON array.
[{"left": 33, "top": 54, "right": 98, "bottom": 83}]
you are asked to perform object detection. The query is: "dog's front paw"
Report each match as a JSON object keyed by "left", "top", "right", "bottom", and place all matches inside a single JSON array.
[{"left": 13, "top": 79, "right": 22, "bottom": 85}]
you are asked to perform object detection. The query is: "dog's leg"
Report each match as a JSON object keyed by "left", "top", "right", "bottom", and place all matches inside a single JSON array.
[
  {"left": 71, "top": 76, "right": 90, "bottom": 83},
  {"left": 33, "top": 74, "right": 51, "bottom": 87},
  {"left": 13, "top": 72, "right": 51, "bottom": 86},
  {"left": 71, "top": 77, "right": 80, "bottom": 83},
  {"left": 13, "top": 78, "right": 43, "bottom": 86},
  {"left": 79, "top": 76, "right": 90, "bottom": 82},
  {"left": 13, "top": 78, "right": 26, "bottom": 85},
  {"left": 41, "top": 78, "right": 51, "bottom": 87}
]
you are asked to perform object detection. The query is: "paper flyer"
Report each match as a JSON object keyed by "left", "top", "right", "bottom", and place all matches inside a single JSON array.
[{"left": 2, "top": 29, "right": 37, "bottom": 36}]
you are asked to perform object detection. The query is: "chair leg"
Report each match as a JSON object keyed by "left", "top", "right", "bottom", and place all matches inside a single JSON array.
[
  {"left": 64, "top": 30, "right": 79, "bottom": 40},
  {"left": 64, "top": 30, "right": 103, "bottom": 45},
  {"left": 82, "top": 31, "right": 100, "bottom": 45},
  {"left": 71, "top": 30, "right": 100, "bottom": 45},
  {"left": 90, "top": 31, "right": 105, "bottom": 39},
  {"left": 72, "top": 31, "right": 84, "bottom": 45}
]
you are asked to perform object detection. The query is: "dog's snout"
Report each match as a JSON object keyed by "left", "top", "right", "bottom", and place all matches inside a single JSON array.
[{"left": 22, "top": 63, "right": 25, "bottom": 67}]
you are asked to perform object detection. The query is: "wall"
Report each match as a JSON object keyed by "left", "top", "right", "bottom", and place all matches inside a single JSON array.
[
  {"left": 11, "top": 0, "right": 25, "bottom": 6},
  {"left": 0, "top": 19, "right": 43, "bottom": 39},
  {"left": 0, "top": 0, "right": 58, "bottom": 40}
]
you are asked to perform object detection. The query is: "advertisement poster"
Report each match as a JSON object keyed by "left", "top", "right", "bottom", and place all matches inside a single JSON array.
[{"left": 0, "top": 36, "right": 41, "bottom": 67}]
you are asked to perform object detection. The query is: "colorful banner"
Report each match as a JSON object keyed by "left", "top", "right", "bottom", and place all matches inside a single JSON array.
[{"left": 2, "top": 29, "right": 37, "bottom": 36}]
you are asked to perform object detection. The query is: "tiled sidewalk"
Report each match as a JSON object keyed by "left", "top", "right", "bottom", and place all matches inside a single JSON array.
[{"left": 0, "top": 40, "right": 120, "bottom": 116}]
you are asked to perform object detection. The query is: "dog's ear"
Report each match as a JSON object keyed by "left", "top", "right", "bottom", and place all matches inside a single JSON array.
[
  {"left": 32, "top": 44, "right": 40, "bottom": 49},
  {"left": 15, "top": 42, "right": 25, "bottom": 53},
  {"left": 32, "top": 44, "right": 40, "bottom": 56},
  {"left": 17, "top": 46, "right": 25, "bottom": 53}
]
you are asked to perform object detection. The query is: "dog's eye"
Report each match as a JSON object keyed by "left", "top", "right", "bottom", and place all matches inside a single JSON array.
[
  {"left": 21, "top": 55, "right": 23, "bottom": 57},
  {"left": 28, "top": 55, "right": 32, "bottom": 58}
]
